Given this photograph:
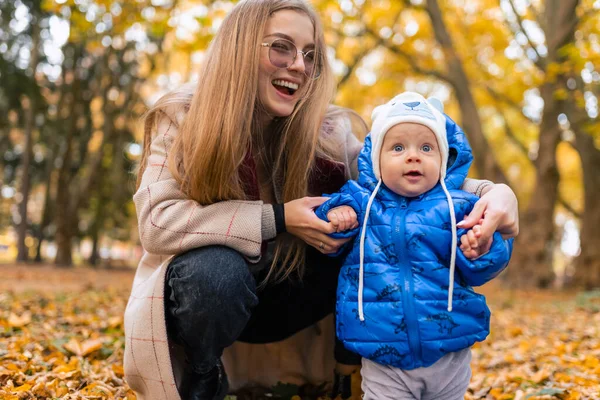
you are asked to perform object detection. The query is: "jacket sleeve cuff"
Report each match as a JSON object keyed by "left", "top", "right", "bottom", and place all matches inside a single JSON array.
[
  {"left": 261, "top": 204, "right": 277, "bottom": 241},
  {"left": 273, "top": 203, "right": 286, "bottom": 234},
  {"left": 462, "top": 178, "right": 493, "bottom": 198}
]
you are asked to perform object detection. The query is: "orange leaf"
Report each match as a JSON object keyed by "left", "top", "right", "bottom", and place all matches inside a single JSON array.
[
  {"left": 8, "top": 312, "right": 31, "bottom": 328},
  {"left": 80, "top": 338, "right": 103, "bottom": 356},
  {"left": 11, "top": 383, "right": 32, "bottom": 393},
  {"left": 63, "top": 338, "right": 82, "bottom": 356},
  {"left": 108, "top": 316, "right": 123, "bottom": 328},
  {"left": 112, "top": 364, "right": 124, "bottom": 377},
  {"left": 531, "top": 368, "right": 551, "bottom": 384}
]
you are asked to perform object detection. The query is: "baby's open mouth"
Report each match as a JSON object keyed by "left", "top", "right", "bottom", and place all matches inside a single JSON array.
[
  {"left": 272, "top": 79, "right": 298, "bottom": 95},
  {"left": 405, "top": 171, "right": 422, "bottom": 176}
]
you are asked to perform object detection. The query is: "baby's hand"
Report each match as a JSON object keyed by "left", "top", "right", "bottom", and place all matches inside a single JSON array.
[
  {"left": 327, "top": 206, "right": 358, "bottom": 233},
  {"left": 460, "top": 224, "right": 492, "bottom": 259}
]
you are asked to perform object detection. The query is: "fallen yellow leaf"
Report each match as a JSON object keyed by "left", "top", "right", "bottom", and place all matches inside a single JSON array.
[
  {"left": 583, "top": 355, "right": 599, "bottom": 369},
  {"left": 63, "top": 338, "right": 82, "bottom": 356},
  {"left": 108, "top": 316, "right": 123, "bottom": 328},
  {"left": 8, "top": 312, "right": 31, "bottom": 328},
  {"left": 11, "top": 383, "right": 32, "bottom": 393},
  {"left": 112, "top": 364, "right": 124, "bottom": 377},
  {"left": 531, "top": 368, "right": 551, "bottom": 383},
  {"left": 80, "top": 338, "right": 103, "bottom": 356}
]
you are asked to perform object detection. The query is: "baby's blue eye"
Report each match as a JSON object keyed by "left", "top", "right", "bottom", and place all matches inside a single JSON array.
[
  {"left": 422, "top": 144, "right": 432, "bottom": 152},
  {"left": 393, "top": 145, "right": 404, "bottom": 152}
]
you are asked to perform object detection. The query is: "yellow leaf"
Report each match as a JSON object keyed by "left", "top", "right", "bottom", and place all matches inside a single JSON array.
[
  {"left": 52, "top": 358, "right": 79, "bottom": 373},
  {"left": 112, "top": 364, "right": 124, "bottom": 377},
  {"left": 80, "top": 338, "right": 103, "bottom": 356},
  {"left": 565, "top": 391, "right": 582, "bottom": 400},
  {"left": 488, "top": 387, "right": 508, "bottom": 399},
  {"left": 8, "top": 312, "right": 31, "bottom": 328},
  {"left": 5, "top": 363, "right": 20, "bottom": 371},
  {"left": 11, "top": 383, "right": 32, "bottom": 393},
  {"left": 509, "top": 327, "right": 522, "bottom": 337},
  {"left": 108, "top": 316, "right": 123, "bottom": 328},
  {"left": 80, "top": 381, "right": 114, "bottom": 395},
  {"left": 553, "top": 88, "right": 569, "bottom": 101},
  {"left": 531, "top": 368, "right": 551, "bottom": 383},
  {"left": 63, "top": 338, "right": 82, "bottom": 356},
  {"left": 583, "top": 355, "right": 599, "bottom": 369}
]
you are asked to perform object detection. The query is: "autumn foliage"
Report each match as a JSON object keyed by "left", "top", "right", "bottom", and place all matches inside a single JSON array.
[{"left": 1, "top": 266, "right": 599, "bottom": 399}]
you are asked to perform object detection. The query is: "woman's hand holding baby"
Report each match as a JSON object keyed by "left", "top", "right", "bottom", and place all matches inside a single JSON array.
[
  {"left": 284, "top": 197, "right": 353, "bottom": 254},
  {"left": 457, "top": 183, "right": 518, "bottom": 258}
]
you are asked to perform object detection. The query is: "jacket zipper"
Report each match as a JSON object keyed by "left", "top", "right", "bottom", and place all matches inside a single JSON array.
[{"left": 393, "top": 198, "right": 422, "bottom": 362}]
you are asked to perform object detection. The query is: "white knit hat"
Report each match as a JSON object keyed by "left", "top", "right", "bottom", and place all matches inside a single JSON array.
[
  {"left": 370, "top": 91, "right": 448, "bottom": 182},
  {"left": 356, "top": 92, "right": 459, "bottom": 323}
]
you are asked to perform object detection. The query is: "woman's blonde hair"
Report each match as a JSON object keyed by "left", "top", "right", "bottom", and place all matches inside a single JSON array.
[{"left": 138, "top": 0, "right": 349, "bottom": 283}]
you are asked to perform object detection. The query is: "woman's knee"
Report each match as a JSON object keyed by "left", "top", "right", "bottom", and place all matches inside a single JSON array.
[{"left": 167, "top": 246, "right": 256, "bottom": 300}]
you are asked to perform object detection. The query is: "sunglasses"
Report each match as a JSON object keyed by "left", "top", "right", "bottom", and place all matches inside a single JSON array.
[{"left": 261, "top": 38, "right": 321, "bottom": 79}]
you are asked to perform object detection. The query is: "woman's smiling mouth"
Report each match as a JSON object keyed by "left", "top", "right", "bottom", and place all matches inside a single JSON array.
[{"left": 272, "top": 79, "right": 299, "bottom": 96}]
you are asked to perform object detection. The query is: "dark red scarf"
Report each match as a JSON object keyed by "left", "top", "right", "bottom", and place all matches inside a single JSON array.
[{"left": 239, "top": 152, "right": 347, "bottom": 201}]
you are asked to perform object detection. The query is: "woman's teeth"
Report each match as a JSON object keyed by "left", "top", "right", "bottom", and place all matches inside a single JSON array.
[{"left": 272, "top": 79, "right": 299, "bottom": 92}]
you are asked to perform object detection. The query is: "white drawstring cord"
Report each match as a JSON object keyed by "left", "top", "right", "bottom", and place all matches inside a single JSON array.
[
  {"left": 358, "top": 179, "right": 382, "bottom": 321},
  {"left": 441, "top": 179, "right": 457, "bottom": 312}
]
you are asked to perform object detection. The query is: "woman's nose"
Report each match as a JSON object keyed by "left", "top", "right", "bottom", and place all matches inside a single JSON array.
[{"left": 287, "top": 52, "right": 306, "bottom": 74}]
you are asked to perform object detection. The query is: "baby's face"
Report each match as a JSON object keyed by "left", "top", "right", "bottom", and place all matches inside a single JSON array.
[{"left": 379, "top": 123, "right": 441, "bottom": 198}]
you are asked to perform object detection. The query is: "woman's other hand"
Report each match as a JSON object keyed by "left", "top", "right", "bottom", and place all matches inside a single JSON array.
[
  {"left": 284, "top": 197, "right": 352, "bottom": 254},
  {"left": 456, "top": 183, "right": 519, "bottom": 249}
]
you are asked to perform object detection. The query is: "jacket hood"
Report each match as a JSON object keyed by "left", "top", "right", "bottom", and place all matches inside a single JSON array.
[{"left": 356, "top": 113, "right": 474, "bottom": 199}]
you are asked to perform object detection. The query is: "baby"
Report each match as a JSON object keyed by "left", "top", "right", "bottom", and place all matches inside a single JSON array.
[{"left": 316, "top": 92, "right": 513, "bottom": 400}]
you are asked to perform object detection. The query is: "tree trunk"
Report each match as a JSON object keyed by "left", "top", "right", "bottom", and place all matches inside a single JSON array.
[
  {"left": 34, "top": 144, "right": 56, "bottom": 262},
  {"left": 54, "top": 69, "right": 81, "bottom": 267},
  {"left": 508, "top": 82, "right": 563, "bottom": 288},
  {"left": 425, "top": 0, "right": 508, "bottom": 184},
  {"left": 54, "top": 126, "right": 75, "bottom": 266},
  {"left": 572, "top": 130, "right": 600, "bottom": 288},
  {"left": 506, "top": 0, "right": 580, "bottom": 288},
  {"left": 16, "top": 22, "right": 40, "bottom": 262},
  {"left": 89, "top": 229, "right": 100, "bottom": 267}
]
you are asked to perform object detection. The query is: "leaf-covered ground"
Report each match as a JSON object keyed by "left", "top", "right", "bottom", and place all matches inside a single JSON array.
[{"left": 0, "top": 265, "right": 599, "bottom": 399}]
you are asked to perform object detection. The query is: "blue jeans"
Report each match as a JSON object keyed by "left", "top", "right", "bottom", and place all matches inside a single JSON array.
[{"left": 164, "top": 245, "right": 361, "bottom": 375}]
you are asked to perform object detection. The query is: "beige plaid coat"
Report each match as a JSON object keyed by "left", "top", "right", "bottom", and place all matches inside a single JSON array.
[
  {"left": 123, "top": 105, "right": 365, "bottom": 399},
  {"left": 123, "top": 106, "right": 491, "bottom": 399}
]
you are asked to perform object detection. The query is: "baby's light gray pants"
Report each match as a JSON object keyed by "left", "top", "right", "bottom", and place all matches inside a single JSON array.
[{"left": 361, "top": 348, "right": 472, "bottom": 400}]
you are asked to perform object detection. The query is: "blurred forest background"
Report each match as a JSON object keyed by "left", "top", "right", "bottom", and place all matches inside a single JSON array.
[{"left": 0, "top": 0, "right": 599, "bottom": 290}]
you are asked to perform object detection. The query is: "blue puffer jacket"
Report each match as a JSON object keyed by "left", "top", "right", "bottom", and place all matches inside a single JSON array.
[{"left": 316, "top": 115, "right": 513, "bottom": 370}]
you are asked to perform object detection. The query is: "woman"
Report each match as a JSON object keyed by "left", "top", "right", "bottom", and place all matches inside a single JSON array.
[{"left": 124, "top": 1, "right": 519, "bottom": 399}]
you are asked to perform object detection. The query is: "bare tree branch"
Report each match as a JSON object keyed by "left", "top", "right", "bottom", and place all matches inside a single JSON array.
[
  {"left": 484, "top": 85, "right": 537, "bottom": 124},
  {"left": 497, "top": 106, "right": 580, "bottom": 218},
  {"left": 505, "top": 0, "right": 546, "bottom": 70},
  {"left": 334, "top": 30, "right": 384, "bottom": 87},
  {"left": 559, "top": 192, "right": 582, "bottom": 218},
  {"left": 361, "top": 25, "right": 451, "bottom": 82},
  {"left": 499, "top": 111, "right": 529, "bottom": 155},
  {"left": 548, "top": 0, "right": 580, "bottom": 57}
]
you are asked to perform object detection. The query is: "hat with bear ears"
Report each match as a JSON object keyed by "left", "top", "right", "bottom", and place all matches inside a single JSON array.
[{"left": 369, "top": 91, "right": 448, "bottom": 181}]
